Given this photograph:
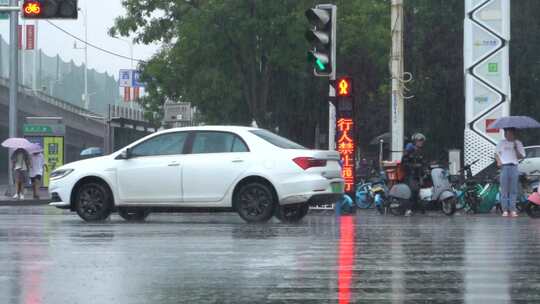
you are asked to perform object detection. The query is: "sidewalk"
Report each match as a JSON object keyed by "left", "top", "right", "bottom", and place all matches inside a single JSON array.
[{"left": 0, "top": 184, "right": 51, "bottom": 206}]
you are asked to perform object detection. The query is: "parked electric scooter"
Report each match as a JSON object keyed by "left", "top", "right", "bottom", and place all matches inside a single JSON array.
[
  {"left": 386, "top": 163, "right": 457, "bottom": 216},
  {"left": 418, "top": 165, "right": 457, "bottom": 216},
  {"left": 516, "top": 170, "right": 540, "bottom": 212},
  {"left": 384, "top": 183, "right": 411, "bottom": 216},
  {"left": 526, "top": 189, "right": 540, "bottom": 218},
  {"left": 525, "top": 170, "right": 540, "bottom": 218}
]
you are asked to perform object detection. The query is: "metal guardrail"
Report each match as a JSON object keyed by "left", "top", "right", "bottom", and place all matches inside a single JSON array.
[
  {"left": 0, "top": 77, "right": 150, "bottom": 124},
  {"left": 110, "top": 104, "right": 147, "bottom": 122}
]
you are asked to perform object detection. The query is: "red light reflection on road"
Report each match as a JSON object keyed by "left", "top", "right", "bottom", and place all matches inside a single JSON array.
[{"left": 338, "top": 215, "right": 355, "bottom": 304}]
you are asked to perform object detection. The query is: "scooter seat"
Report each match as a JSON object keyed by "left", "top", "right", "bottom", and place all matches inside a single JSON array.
[{"left": 529, "top": 192, "right": 540, "bottom": 205}]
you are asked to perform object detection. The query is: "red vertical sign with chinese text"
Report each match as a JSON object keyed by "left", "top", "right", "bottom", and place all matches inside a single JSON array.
[
  {"left": 124, "top": 87, "right": 131, "bottom": 102},
  {"left": 18, "top": 25, "right": 23, "bottom": 50},
  {"left": 26, "top": 25, "right": 35, "bottom": 50},
  {"left": 335, "top": 77, "right": 355, "bottom": 198}
]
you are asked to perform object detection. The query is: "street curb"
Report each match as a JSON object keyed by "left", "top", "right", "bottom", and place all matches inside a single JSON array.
[{"left": 0, "top": 200, "right": 50, "bottom": 206}]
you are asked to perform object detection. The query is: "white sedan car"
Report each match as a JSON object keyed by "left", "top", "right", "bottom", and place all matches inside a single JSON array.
[
  {"left": 49, "top": 126, "right": 344, "bottom": 223},
  {"left": 519, "top": 146, "right": 540, "bottom": 176}
]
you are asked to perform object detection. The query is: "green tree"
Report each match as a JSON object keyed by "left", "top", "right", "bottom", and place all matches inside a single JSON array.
[
  {"left": 510, "top": 0, "right": 540, "bottom": 144},
  {"left": 111, "top": 0, "right": 391, "bottom": 148},
  {"left": 403, "top": 0, "right": 465, "bottom": 159}
]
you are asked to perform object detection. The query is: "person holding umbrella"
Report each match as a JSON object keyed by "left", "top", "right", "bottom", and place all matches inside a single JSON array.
[
  {"left": 495, "top": 128, "right": 525, "bottom": 217},
  {"left": 490, "top": 116, "right": 540, "bottom": 217},
  {"left": 10, "top": 148, "right": 32, "bottom": 200},
  {"left": 2, "top": 137, "right": 38, "bottom": 200}
]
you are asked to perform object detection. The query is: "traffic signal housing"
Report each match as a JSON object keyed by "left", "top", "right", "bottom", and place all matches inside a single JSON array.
[
  {"left": 305, "top": 4, "right": 336, "bottom": 78},
  {"left": 22, "top": 0, "right": 78, "bottom": 19}
]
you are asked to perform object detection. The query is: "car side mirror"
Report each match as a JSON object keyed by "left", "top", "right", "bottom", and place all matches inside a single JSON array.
[{"left": 116, "top": 148, "right": 132, "bottom": 160}]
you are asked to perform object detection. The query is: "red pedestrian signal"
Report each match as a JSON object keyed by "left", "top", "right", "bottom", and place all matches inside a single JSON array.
[{"left": 337, "top": 77, "right": 352, "bottom": 97}]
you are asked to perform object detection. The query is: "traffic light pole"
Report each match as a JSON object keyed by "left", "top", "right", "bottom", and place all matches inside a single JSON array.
[
  {"left": 329, "top": 82, "right": 336, "bottom": 150},
  {"left": 324, "top": 4, "right": 337, "bottom": 150},
  {"left": 5, "top": 0, "right": 19, "bottom": 195}
]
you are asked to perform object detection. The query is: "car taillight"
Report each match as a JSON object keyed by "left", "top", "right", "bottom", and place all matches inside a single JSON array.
[{"left": 293, "top": 157, "right": 327, "bottom": 170}]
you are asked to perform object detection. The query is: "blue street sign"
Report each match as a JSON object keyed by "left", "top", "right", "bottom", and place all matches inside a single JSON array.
[
  {"left": 132, "top": 71, "right": 145, "bottom": 88},
  {"left": 119, "top": 69, "right": 132, "bottom": 87},
  {"left": 119, "top": 69, "right": 145, "bottom": 88}
]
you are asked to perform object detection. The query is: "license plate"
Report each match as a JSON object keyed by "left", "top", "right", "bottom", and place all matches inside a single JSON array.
[{"left": 331, "top": 183, "right": 344, "bottom": 193}]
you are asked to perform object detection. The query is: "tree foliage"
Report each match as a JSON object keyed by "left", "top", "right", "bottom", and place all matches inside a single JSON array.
[
  {"left": 112, "top": 0, "right": 540, "bottom": 158},
  {"left": 111, "top": 0, "right": 390, "bottom": 148}
]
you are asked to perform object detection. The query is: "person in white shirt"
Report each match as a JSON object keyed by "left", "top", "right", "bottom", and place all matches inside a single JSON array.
[
  {"left": 495, "top": 128, "right": 525, "bottom": 217},
  {"left": 30, "top": 150, "right": 47, "bottom": 200},
  {"left": 11, "top": 148, "right": 31, "bottom": 200}
]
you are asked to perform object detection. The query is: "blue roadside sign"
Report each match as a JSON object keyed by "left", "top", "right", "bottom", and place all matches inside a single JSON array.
[
  {"left": 132, "top": 70, "right": 145, "bottom": 88},
  {"left": 119, "top": 69, "right": 132, "bottom": 87}
]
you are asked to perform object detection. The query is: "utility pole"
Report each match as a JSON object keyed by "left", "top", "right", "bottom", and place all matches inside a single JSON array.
[
  {"left": 390, "top": 0, "right": 404, "bottom": 161},
  {"left": 32, "top": 20, "right": 38, "bottom": 92},
  {"left": 83, "top": 2, "right": 88, "bottom": 110},
  {"left": 7, "top": 0, "right": 19, "bottom": 195},
  {"left": 74, "top": 4, "right": 89, "bottom": 109}
]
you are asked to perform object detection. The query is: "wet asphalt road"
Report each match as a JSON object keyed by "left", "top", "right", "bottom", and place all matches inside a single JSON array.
[{"left": 1, "top": 207, "right": 540, "bottom": 304}]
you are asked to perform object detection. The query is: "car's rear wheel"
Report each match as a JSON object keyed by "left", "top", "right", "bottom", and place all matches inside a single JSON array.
[
  {"left": 118, "top": 208, "right": 150, "bottom": 222},
  {"left": 275, "top": 203, "right": 309, "bottom": 223},
  {"left": 75, "top": 182, "right": 112, "bottom": 222},
  {"left": 235, "top": 182, "right": 276, "bottom": 223}
]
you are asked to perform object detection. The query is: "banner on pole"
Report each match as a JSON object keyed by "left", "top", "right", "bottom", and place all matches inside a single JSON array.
[
  {"left": 26, "top": 24, "right": 34, "bottom": 50},
  {"left": 17, "top": 24, "right": 22, "bottom": 49},
  {"left": 124, "top": 87, "right": 131, "bottom": 102}
]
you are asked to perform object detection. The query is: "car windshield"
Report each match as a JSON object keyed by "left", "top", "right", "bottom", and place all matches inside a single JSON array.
[{"left": 250, "top": 129, "right": 306, "bottom": 149}]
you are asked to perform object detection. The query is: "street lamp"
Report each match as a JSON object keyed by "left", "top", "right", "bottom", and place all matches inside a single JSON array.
[
  {"left": 112, "top": 35, "right": 134, "bottom": 70},
  {"left": 73, "top": 3, "right": 88, "bottom": 110}
]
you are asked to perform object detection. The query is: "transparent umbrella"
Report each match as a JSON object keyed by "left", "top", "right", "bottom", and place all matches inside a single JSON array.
[{"left": 488, "top": 116, "right": 540, "bottom": 130}]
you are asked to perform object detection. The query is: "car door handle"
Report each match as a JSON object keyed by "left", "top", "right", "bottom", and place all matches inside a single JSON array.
[
  {"left": 168, "top": 162, "right": 180, "bottom": 167},
  {"left": 232, "top": 159, "right": 244, "bottom": 163}
]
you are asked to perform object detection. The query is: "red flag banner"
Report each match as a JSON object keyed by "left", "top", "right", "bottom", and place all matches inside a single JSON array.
[
  {"left": 26, "top": 25, "right": 35, "bottom": 50},
  {"left": 124, "top": 87, "right": 131, "bottom": 102},
  {"left": 18, "top": 25, "right": 22, "bottom": 50}
]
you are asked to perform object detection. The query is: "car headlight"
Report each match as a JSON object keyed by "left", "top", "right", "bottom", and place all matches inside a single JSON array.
[{"left": 50, "top": 169, "right": 74, "bottom": 180}]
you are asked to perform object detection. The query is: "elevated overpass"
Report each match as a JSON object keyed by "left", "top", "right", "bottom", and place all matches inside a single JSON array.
[
  {"left": 0, "top": 77, "right": 154, "bottom": 185},
  {"left": 0, "top": 78, "right": 106, "bottom": 180}
]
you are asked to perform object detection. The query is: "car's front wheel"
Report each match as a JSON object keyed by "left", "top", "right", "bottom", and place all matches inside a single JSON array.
[
  {"left": 275, "top": 203, "right": 309, "bottom": 223},
  {"left": 235, "top": 182, "right": 276, "bottom": 223},
  {"left": 75, "top": 182, "right": 113, "bottom": 222},
  {"left": 118, "top": 208, "right": 150, "bottom": 222}
]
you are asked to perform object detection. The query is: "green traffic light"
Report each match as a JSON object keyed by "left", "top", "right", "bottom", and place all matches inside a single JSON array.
[{"left": 316, "top": 58, "right": 326, "bottom": 70}]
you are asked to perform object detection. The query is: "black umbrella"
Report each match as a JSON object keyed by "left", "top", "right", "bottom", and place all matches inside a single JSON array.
[{"left": 369, "top": 132, "right": 407, "bottom": 145}]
